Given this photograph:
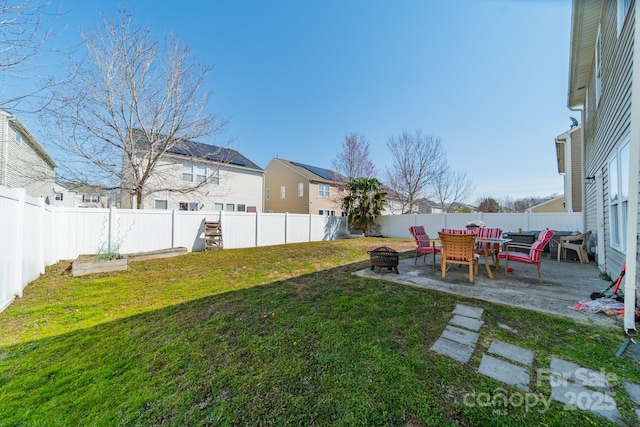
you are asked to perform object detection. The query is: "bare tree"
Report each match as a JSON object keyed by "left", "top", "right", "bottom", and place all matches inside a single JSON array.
[
  {"left": 331, "top": 133, "right": 377, "bottom": 181},
  {"left": 44, "top": 7, "right": 226, "bottom": 209},
  {"left": 0, "top": 0, "right": 64, "bottom": 109},
  {"left": 384, "top": 129, "right": 446, "bottom": 214},
  {"left": 429, "top": 162, "right": 474, "bottom": 213}
]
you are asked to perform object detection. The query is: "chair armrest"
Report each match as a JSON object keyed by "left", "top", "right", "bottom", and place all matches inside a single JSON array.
[{"left": 504, "top": 242, "right": 532, "bottom": 251}]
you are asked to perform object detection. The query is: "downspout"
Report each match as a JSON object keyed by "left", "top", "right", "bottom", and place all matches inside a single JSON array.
[{"left": 623, "top": 3, "right": 640, "bottom": 336}]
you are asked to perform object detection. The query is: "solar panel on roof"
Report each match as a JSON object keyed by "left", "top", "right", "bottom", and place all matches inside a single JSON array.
[{"left": 290, "top": 161, "right": 338, "bottom": 181}]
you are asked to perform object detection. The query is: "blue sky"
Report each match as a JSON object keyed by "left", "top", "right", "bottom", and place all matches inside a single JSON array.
[{"left": 20, "top": 0, "right": 573, "bottom": 203}]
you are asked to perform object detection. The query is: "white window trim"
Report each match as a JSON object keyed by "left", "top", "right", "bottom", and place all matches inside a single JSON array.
[
  {"left": 179, "top": 201, "right": 200, "bottom": 211},
  {"left": 182, "top": 163, "right": 219, "bottom": 184},
  {"left": 318, "top": 183, "right": 330, "bottom": 198},
  {"left": 298, "top": 182, "right": 304, "bottom": 197},
  {"left": 280, "top": 185, "right": 286, "bottom": 199},
  {"left": 608, "top": 138, "right": 630, "bottom": 252}
]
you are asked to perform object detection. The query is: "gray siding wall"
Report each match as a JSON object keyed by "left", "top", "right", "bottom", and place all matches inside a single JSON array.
[
  {"left": 1, "top": 116, "right": 55, "bottom": 200},
  {"left": 583, "top": 1, "right": 633, "bottom": 276},
  {"left": 570, "top": 126, "right": 583, "bottom": 211}
]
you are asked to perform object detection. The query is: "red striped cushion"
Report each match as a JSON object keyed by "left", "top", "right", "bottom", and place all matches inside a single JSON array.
[{"left": 441, "top": 228, "right": 474, "bottom": 235}]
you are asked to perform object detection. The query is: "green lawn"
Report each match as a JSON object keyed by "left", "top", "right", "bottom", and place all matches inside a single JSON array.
[{"left": 0, "top": 238, "right": 637, "bottom": 426}]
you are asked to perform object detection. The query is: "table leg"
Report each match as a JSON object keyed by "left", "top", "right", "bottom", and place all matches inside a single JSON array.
[{"left": 484, "top": 248, "right": 493, "bottom": 279}]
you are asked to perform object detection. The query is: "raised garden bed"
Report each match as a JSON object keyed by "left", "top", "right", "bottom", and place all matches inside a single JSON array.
[
  {"left": 72, "top": 255, "right": 128, "bottom": 277},
  {"left": 72, "top": 247, "right": 188, "bottom": 276}
]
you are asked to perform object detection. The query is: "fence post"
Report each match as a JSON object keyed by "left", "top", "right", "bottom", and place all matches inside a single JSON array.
[
  {"left": 171, "top": 209, "right": 177, "bottom": 248},
  {"left": 285, "top": 212, "right": 289, "bottom": 244},
  {"left": 35, "top": 196, "right": 45, "bottom": 275},
  {"left": 107, "top": 207, "right": 116, "bottom": 254},
  {"left": 256, "top": 209, "right": 260, "bottom": 247},
  {"left": 12, "top": 188, "right": 25, "bottom": 298}
]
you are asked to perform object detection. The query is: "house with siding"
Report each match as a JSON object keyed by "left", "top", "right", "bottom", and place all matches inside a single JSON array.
[
  {"left": 264, "top": 158, "right": 346, "bottom": 215},
  {"left": 52, "top": 181, "right": 110, "bottom": 208},
  {"left": 554, "top": 124, "right": 583, "bottom": 212},
  {"left": 568, "top": 0, "right": 638, "bottom": 333},
  {"left": 120, "top": 134, "right": 264, "bottom": 212},
  {"left": 0, "top": 109, "right": 56, "bottom": 200}
]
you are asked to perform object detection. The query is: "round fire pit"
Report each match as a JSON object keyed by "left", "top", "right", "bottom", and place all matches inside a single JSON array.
[{"left": 367, "top": 246, "right": 399, "bottom": 274}]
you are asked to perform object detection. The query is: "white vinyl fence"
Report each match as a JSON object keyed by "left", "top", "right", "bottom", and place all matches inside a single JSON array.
[
  {"left": 0, "top": 186, "right": 348, "bottom": 312},
  {"left": 1, "top": 184, "right": 584, "bottom": 313},
  {"left": 376, "top": 212, "right": 584, "bottom": 239}
]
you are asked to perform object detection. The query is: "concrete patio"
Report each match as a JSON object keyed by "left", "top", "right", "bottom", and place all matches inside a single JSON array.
[{"left": 355, "top": 252, "right": 622, "bottom": 328}]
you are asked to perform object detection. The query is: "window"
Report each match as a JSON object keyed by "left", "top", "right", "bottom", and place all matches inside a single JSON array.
[
  {"left": 595, "top": 26, "right": 602, "bottom": 105},
  {"left": 55, "top": 192, "right": 63, "bottom": 201},
  {"left": 182, "top": 163, "right": 194, "bottom": 182},
  {"left": 214, "top": 203, "right": 224, "bottom": 211},
  {"left": 11, "top": 126, "right": 22, "bottom": 144},
  {"left": 618, "top": 0, "right": 631, "bottom": 35},
  {"left": 196, "top": 165, "right": 207, "bottom": 183},
  {"left": 154, "top": 200, "right": 168, "bottom": 210},
  {"left": 182, "top": 163, "right": 217, "bottom": 184},
  {"left": 266, "top": 188, "right": 270, "bottom": 200},
  {"left": 609, "top": 139, "right": 630, "bottom": 251},
  {"left": 318, "top": 210, "right": 335, "bottom": 216},
  {"left": 237, "top": 204, "right": 246, "bottom": 212},
  {"left": 179, "top": 202, "right": 199, "bottom": 211},
  {"left": 210, "top": 168, "right": 220, "bottom": 185},
  {"left": 318, "top": 184, "right": 330, "bottom": 198},
  {"left": 83, "top": 194, "right": 99, "bottom": 203},
  {"left": 226, "top": 203, "right": 235, "bottom": 211},
  {"left": 280, "top": 185, "right": 285, "bottom": 199},
  {"left": 298, "top": 182, "right": 304, "bottom": 197}
]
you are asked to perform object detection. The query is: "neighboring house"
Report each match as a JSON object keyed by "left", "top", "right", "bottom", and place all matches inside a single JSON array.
[
  {"left": 120, "top": 135, "right": 264, "bottom": 212},
  {"left": 52, "top": 181, "right": 109, "bottom": 208},
  {"left": 0, "top": 109, "right": 56, "bottom": 199},
  {"left": 568, "top": 0, "right": 640, "bottom": 331},
  {"left": 526, "top": 195, "right": 565, "bottom": 213},
  {"left": 264, "top": 158, "right": 345, "bottom": 215},
  {"left": 555, "top": 124, "right": 583, "bottom": 212}
]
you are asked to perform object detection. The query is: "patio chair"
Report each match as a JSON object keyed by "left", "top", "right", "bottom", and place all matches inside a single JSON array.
[
  {"left": 409, "top": 226, "right": 441, "bottom": 268},
  {"left": 557, "top": 231, "right": 592, "bottom": 264},
  {"left": 470, "top": 227, "right": 503, "bottom": 269},
  {"left": 498, "top": 229, "right": 554, "bottom": 282},
  {"left": 438, "top": 231, "right": 479, "bottom": 283}
]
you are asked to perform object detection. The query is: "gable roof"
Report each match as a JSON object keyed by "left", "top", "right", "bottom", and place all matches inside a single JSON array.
[
  {"left": 274, "top": 158, "right": 345, "bottom": 183},
  {"left": 1, "top": 109, "right": 57, "bottom": 168}
]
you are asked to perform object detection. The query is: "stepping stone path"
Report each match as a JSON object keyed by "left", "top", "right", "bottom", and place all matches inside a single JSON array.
[
  {"left": 430, "top": 304, "right": 484, "bottom": 363},
  {"left": 429, "top": 303, "right": 639, "bottom": 425},
  {"left": 478, "top": 340, "right": 533, "bottom": 391}
]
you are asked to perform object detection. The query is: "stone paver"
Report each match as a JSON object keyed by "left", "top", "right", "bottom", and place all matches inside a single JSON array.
[
  {"left": 452, "top": 304, "right": 484, "bottom": 319},
  {"left": 487, "top": 340, "right": 534, "bottom": 366},
  {"left": 624, "top": 382, "right": 640, "bottom": 404},
  {"left": 430, "top": 337, "right": 475, "bottom": 364},
  {"left": 449, "top": 314, "right": 484, "bottom": 331},
  {"left": 549, "top": 358, "right": 610, "bottom": 391},
  {"left": 624, "top": 382, "right": 640, "bottom": 423},
  {"left": 441, "top": 325, "right": 479, "bottom": 346},
  {"left": 478, "top": 354, "right": 530, "bottom": 391},
  {"left": 550, "top": 380, "right": 621, "bottom": 424}
]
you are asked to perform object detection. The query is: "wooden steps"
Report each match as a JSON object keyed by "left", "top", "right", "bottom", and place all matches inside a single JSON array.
[{"left": 205, "top": 221, "right": 223, "bottom": 250}]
